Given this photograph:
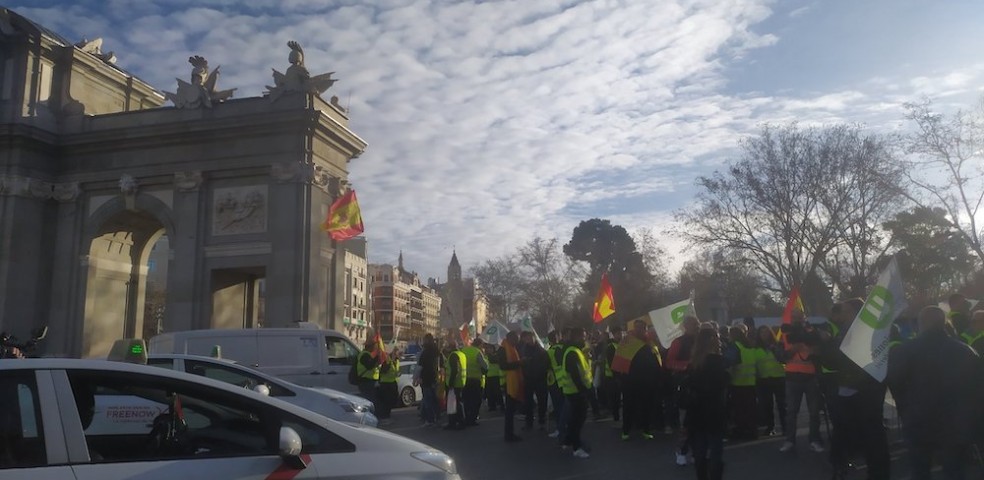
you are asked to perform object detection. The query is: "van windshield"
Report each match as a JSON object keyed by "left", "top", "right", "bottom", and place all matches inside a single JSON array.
[{"left": 325, "top": 336, "right": 359, "bottom": 366}]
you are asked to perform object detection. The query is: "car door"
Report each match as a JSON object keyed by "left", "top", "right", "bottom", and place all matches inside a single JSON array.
[
  {"left": 53, "top": 369, "right": 324, "bottom": 480},
  {"left": 0, "top": 370, "right": 76, "bottom": 480}
]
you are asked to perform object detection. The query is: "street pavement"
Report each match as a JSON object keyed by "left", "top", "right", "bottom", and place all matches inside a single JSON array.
[{"left": 383, "top": 404, "right": 982, "bottom": 480}]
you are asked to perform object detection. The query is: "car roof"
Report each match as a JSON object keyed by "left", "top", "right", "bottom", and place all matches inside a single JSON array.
[
  {"left": 0, "top": 358, "right": 323, "bottom": 419},
  {"left": 146, "top": 353, "right": 294, "bottom": 386},
  {"left": 148, "top": 353, "right": 239, "bottom": 364}
]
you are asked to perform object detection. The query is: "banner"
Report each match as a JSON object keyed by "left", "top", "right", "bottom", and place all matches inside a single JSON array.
[
  {"left": 479, "top": 321, "right": 510, "bottom": 345},
  {"left": 839, "top": 257, "right": 907, "bottom": 381},
  {"left": 648, "top": 298, "right": 694, "bottom": 349},
  {"left": 514, "top": 316, "right": 546, "bottom": 348}
]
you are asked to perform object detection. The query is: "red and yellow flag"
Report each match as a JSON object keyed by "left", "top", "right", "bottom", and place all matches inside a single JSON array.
[
  {"left": 371, "top": 329, "right": 388, "bottom": 363},
  {"left": 321, "top": 189, "right": 364, "bottom": 241},
  {"left": 592, "top": 272, "right": 616, "bottom": 323},
  {"left": 777, "top": 284, "right": 805, "bottom": 340}
]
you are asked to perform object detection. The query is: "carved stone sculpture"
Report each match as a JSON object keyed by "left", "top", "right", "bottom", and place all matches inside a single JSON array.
[
  {"left": 75, "top": 37, "right": 116, "bottom": 64},
  {"left": 163, "top": 56, "right": 236, "bottom": 109},
  {"left": 120, "top": 174, "right": 138, "bottom": 210},
  {"left": 265, "top": 41, "right": 338, "bottom": 102}
]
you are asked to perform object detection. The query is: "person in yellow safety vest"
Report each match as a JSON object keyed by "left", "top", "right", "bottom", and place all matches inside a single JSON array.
[
  {"left": 376, "top": 348, "right": 400, "bottom": 425},
  {"left": 960, "top": 311, "right": 984, "bottom": 355},
  {"left": 725, "top": 326, "right": 758, "bottom": 441},
  {"left": 459, "top": 338, "right": 488, "bottom": 426},
  {"left": 443, "top": 343, "right": 467, "bottom": 430},
  {"left": 755, "top": 325, "right": 786, "bottom": 437},
  {"left": 562, "top": 326, "right": 592, "bottom": 459},
  {"left": 546, "top": 329, "right": 569, "bottom": 440},
  {"left": 603, "top": 325, "right": 623, "bottom": 423},
  {"left": 355, "top": 338, "right": 381, "bottom": 410},
  {"left": 484, "top": 343, "right": 504, "bottom": 412}
]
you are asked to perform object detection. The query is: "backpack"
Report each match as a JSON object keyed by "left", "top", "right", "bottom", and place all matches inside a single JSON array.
[{"left": 347, "top": 360, "right": 360, "bottom": 386}]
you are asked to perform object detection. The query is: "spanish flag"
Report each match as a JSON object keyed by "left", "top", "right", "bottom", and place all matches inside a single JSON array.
[
  {"left": 777, "top": 284, "right": 805, "bottom": 341},
  {"left": 371, "top": 328, "right": 388, "bottom": 363},
  {"left": 592, "top": 272, "right": 616, "bottom": 323},
  {"left": 321, "top": 189, "right": 364, "bottom": 241}
]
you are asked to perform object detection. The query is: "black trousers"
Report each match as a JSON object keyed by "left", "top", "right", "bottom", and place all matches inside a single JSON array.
[
  {"left": 728, "top": 385, "right": 758, "bottom": 440},
  {"left": 376, "top": 381, "right": 398, "bottom": 419},
  {"left": 504, "top": 394, "right": 521, "bottom": 438},
  {"left": 622, "top": 382, "right": 655, "bottom": 435},
  {"left": 524, "top": 381, "right": 548, "bottom": 427},
  {"left": 757, "top": 376, "right": 786, "bottom": 432},
  {"left": 564, "top": 392, "right": 588, "bottom": 450},
  {"left": 446, "top": 387, "right": 464, "bottom": 427},
  {"left": 603, "top": 376, "right": 621, "bottom": 421},
  {"left": 831, "top": 385, "right": 890, "bottom": 480},
  {"left": 485, "top": 376, "right": 503, "bottom": 410},
  {"left": 463, "top": 378, "right": 483, "bottom": 424}
]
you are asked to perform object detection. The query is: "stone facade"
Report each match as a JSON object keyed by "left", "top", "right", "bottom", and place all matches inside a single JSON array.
[
  {"left": 340, "top": 237, "right": 370, "bottom": 346},
  {"left": 369, "top": 254, "right": 442, "bottom": 343},
  {"left": 0, "top": 9, "right": 367, "bottom": 357}
]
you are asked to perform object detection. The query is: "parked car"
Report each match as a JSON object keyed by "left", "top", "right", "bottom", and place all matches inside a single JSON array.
[
  {"left": 397, "top": 360, "right": 422, "bottom": 407},
  {"left": 149, "top": 323, "right": 362, "bottom": 393},
  {"left": 0, "top": 358, "right": 459, "bottom": 479},
  {"left": 144, "top": 353, "right": 378, "bottom": 427}
]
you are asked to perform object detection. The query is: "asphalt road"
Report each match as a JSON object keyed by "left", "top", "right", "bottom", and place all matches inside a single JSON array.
[{"left": 383, "top": 404, "right": 982, "bottom": 480}]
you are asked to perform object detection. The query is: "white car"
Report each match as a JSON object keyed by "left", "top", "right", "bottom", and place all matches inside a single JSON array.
[
  {"left": 144, "top": 353, "right": 377, "bottom": 427},
  {"left": 397, "top": 360, "right": 423, "bottom": 407},
  {"left": 0, "top": 358, "right": 459, "bottom": 480}
]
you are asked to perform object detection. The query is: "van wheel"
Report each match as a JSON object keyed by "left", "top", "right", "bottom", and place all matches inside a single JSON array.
[{"left": 400, "top": 386, "right": 416, "bottom": 407}]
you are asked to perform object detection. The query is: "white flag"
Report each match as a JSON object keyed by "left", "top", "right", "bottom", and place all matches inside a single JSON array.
[
  {"left": 648, "top": 298, "right": 694, "bottom": 349},
  {"left": 517, "top": 316, "right": 546, "bottom": 348},
  {"left": 840, "top": 257, "right": 907, "bottom": 381},
  {"left": 480, "top": 321, "right": 510, "bottom": 345}
]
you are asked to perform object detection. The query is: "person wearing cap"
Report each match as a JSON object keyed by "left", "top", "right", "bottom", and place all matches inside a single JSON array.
[{"left": 459, "top": 338, "right": 488, "bottom": 426}]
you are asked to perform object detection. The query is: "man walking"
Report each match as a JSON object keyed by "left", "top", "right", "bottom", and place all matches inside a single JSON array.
[
  {"left": 459, "top": 338, "right": 488, "bottom": 426},
  {"left": 888, "top": 306, "right": 983, "bottom": 480}
]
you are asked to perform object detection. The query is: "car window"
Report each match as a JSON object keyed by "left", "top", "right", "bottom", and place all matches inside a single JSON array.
[
  {"left": 67, "top": 370, "right": 281, "bottom": 463},
  {"left": 146, "top": 358, "right": 174, "bottom": 369},
  {"left": 0, "top": 371, "right": 46, "bottom": 468},
  {"left": 399, "top": 364, "right": 415, "bottom": 375},
  {"left": 325, "top": 336, "right": 359, "bottom": 366},
  {"left": 183, "top": 359, "right": 293, "bottom": 397}
]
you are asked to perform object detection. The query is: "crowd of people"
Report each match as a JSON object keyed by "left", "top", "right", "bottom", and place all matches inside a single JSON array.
[{"left": 350, "top": 292, "right": 984, "bottom": 480}]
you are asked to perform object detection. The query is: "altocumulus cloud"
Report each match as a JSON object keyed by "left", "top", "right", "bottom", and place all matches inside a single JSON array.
[{"left": 12, "top": 0, "right": 984, "bottom": 278}]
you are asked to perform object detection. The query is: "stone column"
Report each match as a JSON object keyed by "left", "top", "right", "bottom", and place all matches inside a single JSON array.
[
  {"left": 44, "top": 181, "right": 85, "bottom": 356},
  {"left": 164, "top": 171, "right": 204, "bottom": 333}
]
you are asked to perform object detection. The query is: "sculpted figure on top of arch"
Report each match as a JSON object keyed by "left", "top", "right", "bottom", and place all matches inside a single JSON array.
[
  {"left": 164, "top": 56, "right": 236, "bottom": 109},
  {"left": 266, "top": 41, "right": 338, "bottom": 102}
]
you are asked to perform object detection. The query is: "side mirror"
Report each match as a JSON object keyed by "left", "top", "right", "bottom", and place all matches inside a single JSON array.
[
  {"left": 253, "top": 384, "right": 271, "bottom": 396},
  {"left": 278, "top": 426, "right": 307, "bottom": 469}
]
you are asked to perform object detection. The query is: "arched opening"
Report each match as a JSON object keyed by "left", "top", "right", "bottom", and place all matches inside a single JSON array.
[{"left": 81, "top": 209, "right": 167, "bottom": 358}]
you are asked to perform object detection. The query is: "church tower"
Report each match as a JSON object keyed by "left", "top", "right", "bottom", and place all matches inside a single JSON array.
[{"left": 440, "top": 251, "right": 464, "bottom": 329}]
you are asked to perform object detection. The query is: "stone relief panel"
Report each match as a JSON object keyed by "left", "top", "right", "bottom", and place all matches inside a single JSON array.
[{"left": 211, "top": 185, "right": 267, "bottom": 236}]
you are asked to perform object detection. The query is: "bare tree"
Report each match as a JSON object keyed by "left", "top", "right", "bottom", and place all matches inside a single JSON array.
[
  {"left": 902, "top": 98, "right": 984, "bottom": 266},
  {"left": 471, "top": 256, "right": 524, "bottom": 322},
  {"left": 517, "top": 237, "right": 583, "bottom": 332},
  {"left": 631, "top": 227, "right": 671, "bottom": 294},
  {"left": 677, "top": 123, "right": 905, "bottom": 295}
]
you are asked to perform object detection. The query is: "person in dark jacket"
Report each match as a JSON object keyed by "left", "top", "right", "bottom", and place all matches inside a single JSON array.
[
  {"left": 888, "top": 306, "right": 984, "bottom": 480},
  {"left": 521, "top": 331, "right": 550, "bottom": 430},
  {"left": 621, "top": 319, "right": 660, "bottom": 440},
  {"left": 818, "top": 298, "right": 890, "bottom": 480},
  {"left": 683, "top": 327, "right": 730, "bottom": 480},
  {"left": 416, "top": 334, "right": 441, "bottom": 426}
]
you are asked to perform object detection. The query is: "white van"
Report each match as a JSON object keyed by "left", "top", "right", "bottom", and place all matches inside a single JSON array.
[{"left": 149, "top": 324, "right": 362, "bottom": 393}]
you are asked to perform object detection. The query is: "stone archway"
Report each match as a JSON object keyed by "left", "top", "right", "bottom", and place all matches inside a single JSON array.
[{"left": 80, "top": 197, "right": 174, "bottom": 358}]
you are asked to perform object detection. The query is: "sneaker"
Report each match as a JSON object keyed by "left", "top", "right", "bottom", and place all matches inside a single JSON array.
[
  {"left": 620, "top": 433, "right": 630, "bottom": 441},
  {"left": 675, "top": 452, "right": 687, "bottom": 466},
  {"left": 779, "top": 441, "right": 795, "bottom": 453},
  {"left": 573, "top": 448, "right": 590, "bottom": 459},
  {"left": 810, "top": 441, "right": 825, "bottom": 453},
  {"left": 641, "top": 432, "right": 654, "bottom": 440},
  {"left": 548, "top": 430, "right": 560, "bottom": 438}
]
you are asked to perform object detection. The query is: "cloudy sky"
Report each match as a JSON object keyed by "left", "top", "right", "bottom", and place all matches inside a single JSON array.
[{"left": 13, "top": 0, "right": 984, "bottom": 280}]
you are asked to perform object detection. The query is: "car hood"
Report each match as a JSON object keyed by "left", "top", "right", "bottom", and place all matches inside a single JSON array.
[{"left": 304, "top": 386, "right": 373, "bottom": 407}]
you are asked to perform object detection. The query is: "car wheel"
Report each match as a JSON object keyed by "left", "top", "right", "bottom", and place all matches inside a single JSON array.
[{"left": 400, "top": 386, "right": 416, "bottom": 407}]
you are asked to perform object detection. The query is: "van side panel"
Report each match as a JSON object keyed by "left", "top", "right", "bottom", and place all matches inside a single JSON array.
[
  {"left": 148, "top": 334, "right": 174, "bottom": 354},
  {"left": 255, "top": 333, "right": 323, "bottom": 386},
  {"left": 184, "top": 335, "right": 260, "bottom": 368}
]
